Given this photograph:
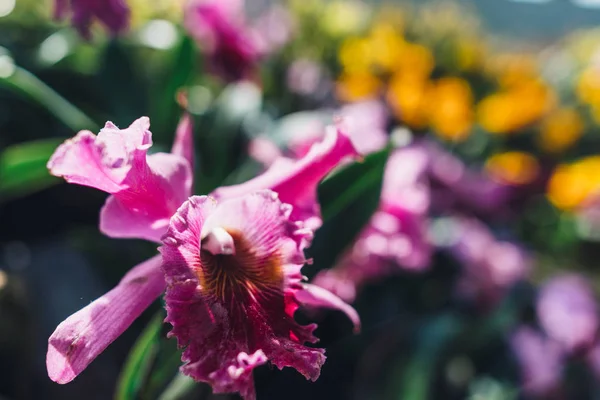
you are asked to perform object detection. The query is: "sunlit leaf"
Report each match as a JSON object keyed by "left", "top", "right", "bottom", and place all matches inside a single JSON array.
[
  {"left": 0, "top": 61, "right": 98, "bottom": 131},
  {"left": 308, "top": 147, "right": 390, "bottom": 272},
  {"left": 0, "top": 138, "right": 63, "bottom": 202}
]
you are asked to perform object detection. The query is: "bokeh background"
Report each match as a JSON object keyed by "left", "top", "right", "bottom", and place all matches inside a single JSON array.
[{"left": 2, "top": 0, "right": 600, "bottom": 399}]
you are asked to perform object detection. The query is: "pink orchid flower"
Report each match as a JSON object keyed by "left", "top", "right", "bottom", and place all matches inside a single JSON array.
[
  {"left": 46, "top": 116, "right": 361, "bottom": 400},
  {"left": 54, "top": 0, "right": 130, "bottom": 39}
]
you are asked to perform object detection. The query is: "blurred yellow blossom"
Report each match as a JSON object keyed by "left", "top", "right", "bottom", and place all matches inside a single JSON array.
[
  {"left": 486, "top": 151, "right": 540, "bottom": 185},
  {"left": 427, "top": 77, "right": 474, "bottom": 141},
  {"left": 128, "top": 0, "right": 184, "bottom": 28},
  {"left": 477, "top": 80, "right": 555, "bottom": 134},
  {"left": 547, "top": 156, "right": 600, "bottom": 210},
  {"left": 339, "top": 38, "right": 373, "bottom": 73},
  {"left": 576, "top": 67, "right": 600, "bottom": 106},
  {"left": 456, "top": 38, "right": 486, "bottom": 72},
  {"left": 394, "top": 42, "right": 435, "bottom": 77},
  {"left": 539, "top": 108, "right": 584, "bottom": 153},
  {"left": 487, "top": 54, "right": 539, "bottom": 88},
  {"left": 336, "top": 71, "right": 382, "bottom": 102},
  {"left": 387, "top": 72, "right": 431, "bottom": 129},
  {"left": 321, "top": 1, "right": 371, "bottom": 37},
  {"left": 367, "top": 23, "right": 404, "bottom": 72}
]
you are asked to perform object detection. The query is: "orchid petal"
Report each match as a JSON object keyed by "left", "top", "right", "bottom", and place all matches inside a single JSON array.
[
  {"left": 295, "top": 283, "right": 361, "bottom": 333},
  {"left": 212, "top": 124, "right": 360, "bottom": 229},
  {"left": 171, "top": 113, "right": 195, "bottom": 171},
  {"left": 46, "top": 255, "right": 165, "bottom": 384},
  {"left": 49, "top": 117, "right": 192, "bottom": 242}
]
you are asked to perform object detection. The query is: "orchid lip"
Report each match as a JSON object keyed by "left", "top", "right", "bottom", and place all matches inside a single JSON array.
[{"left": 202, "top": 227, "right": 236, "bottom": 255}]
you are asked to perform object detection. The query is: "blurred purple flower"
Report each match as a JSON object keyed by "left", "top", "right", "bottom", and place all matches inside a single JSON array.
[
  {"left": 587, "top": 343, "right": 600, "bottom": 380},
  {"left": 314, "top": 146, "right": 432, "bottom": 302},
  {"left": 184, "top": 0, "right": 295, "bottom": 82},
  {"left": 54, "top": 0, "right": 130, "bottom": 39},
  {"left": 447, "top": 217, "right": 530, "bottom": 307},
  {"left": 287, "top": 59, "right": 327, "bottom": 96},
  {"left": 511, "top": 327, "right": 565, "bottom": 397},
  {"left": 184, "top": 0, "right": 259, "bottom": 81},
  {"left": 537, "top": 274, "right": 599, "bottom": 353},
  {"left": 250, "top": 5, "right": 296, "bottom": 56},
  {"left": 424, "top": 142, "right": 512, "bottom": 215}
]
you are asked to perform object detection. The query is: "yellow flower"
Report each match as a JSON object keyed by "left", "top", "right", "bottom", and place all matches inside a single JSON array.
[
  {"left": 538, "top": 108, "right": 584, "bottom": 153},
  {"left": 427, "top": 77, "right": 474, "bottom": 142},
  {"left": 321, "top": 1, "right": 371, "bottom": 37},
  {"left": 336, "top": 71, "right": 382, "bottom": 102},
  {"left": 367, "top": 23, "right": 404, "bottom": 72},
  {"left": 387, "top": 72, "right": 431, "bottom": 129},
  {"left": 485, "top": 151, "right": 540, "bottom": 186},
  {"left": 456, "top": 38, "right": 486, "bottom": 72},
  {"left": 393, "top": 42, "right": 435, "bottom": 77},
  {"left": 477, "top": 80, "right": 554, "bottom": 134},
  {"left": 547, "top": 156, "right": 600, "bottom": 210},
  {"left": 339, "top": 37, "right": 373, "bottom": 73},
  {"left": 128, "top": 0, "right": 184, "bottom": 28},
  {"left": 487, "top": 54, "right": 539, "bottom": 88},
  {"left": 576, "top": 67, "right": 600, "bottom": 106}
]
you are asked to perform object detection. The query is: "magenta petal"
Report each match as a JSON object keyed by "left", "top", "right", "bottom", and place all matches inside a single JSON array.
[
  {"left": 295, "top": 283, "right": 361, "bottom": 333},
  {"left": 48, "top": 130, "right": 128, "bottom": 194},
  {"left": 160, "top": 192, "right": 329, "bottom": 400},
  {"left": 46, "top": 255, "right": 165, "bottom": 384},
  {"left": 55, "top": 0, "right": 130, "bottom": 39},
  {"left": 212, "top": 125, "right": 360, "bottom": 229},
  {"left": 50, "top": 117, "right": 193, "bottom": 242},
  {"left": 171, "top": 113, "right": 195, "bottom": 171},
  {"left": 48, "top": 117, "right": 152, "bottom": 193},
  {"left": 100, "top": 152, "right": 193, "bottom": 242}
]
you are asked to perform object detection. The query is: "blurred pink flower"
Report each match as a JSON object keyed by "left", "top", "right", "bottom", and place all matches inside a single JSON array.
[
  {"left": 447, "top": 217, "right": 530, "bottom": 307},
  {"left": 250, "top": 5, "right": 296, "bottom": 56},
  {"left": 184, "top": 0, "right": 295, "bottom": 82},
  {"left": 184, "top": 0, "right": 258, "bottom": 81},
  {"left": 287, "top": 59, "right": 329, "bottom": 96},
  {"left": 314, "top": 146, "right": 432, "bottom": 302},
  {"left": 54, "top": 0, "right": 130, "bottom": 39},
  {"left": 424, "top": 142, "right": 512, "bottom": 215},
  {"left": 511, "top": 327, "right": 565, "bottom": 397},
  {"left": 537, "top": 274, "right": 599, "bottom": 353}
]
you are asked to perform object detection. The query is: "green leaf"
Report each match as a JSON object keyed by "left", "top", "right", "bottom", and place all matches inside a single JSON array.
[
  {"left": 397, "top": 314, "right": 462, "bottom": 400},
  {"left": 0, "top": 138, "right": 63, "bottom": 202},
  {"left": 98, "top": 42, "right": 147, "bottom": 124},
  {"left": 0, "top": 64, "right": 98, "bottom": 132},
  {"left": 308, "top": 147, "right": 390, "bottom": 272},
  {"left": 150, "top": 36, "right": 197, "bottom": 136},
  {"left": 115, "top": 312, "right": 164, "bottom": 400},
  {"left": 320, "top": 147, "right": 390, "bottom": 221},
  {"left": 157, "top": 373, "right": 203, "bottom": 400}
]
